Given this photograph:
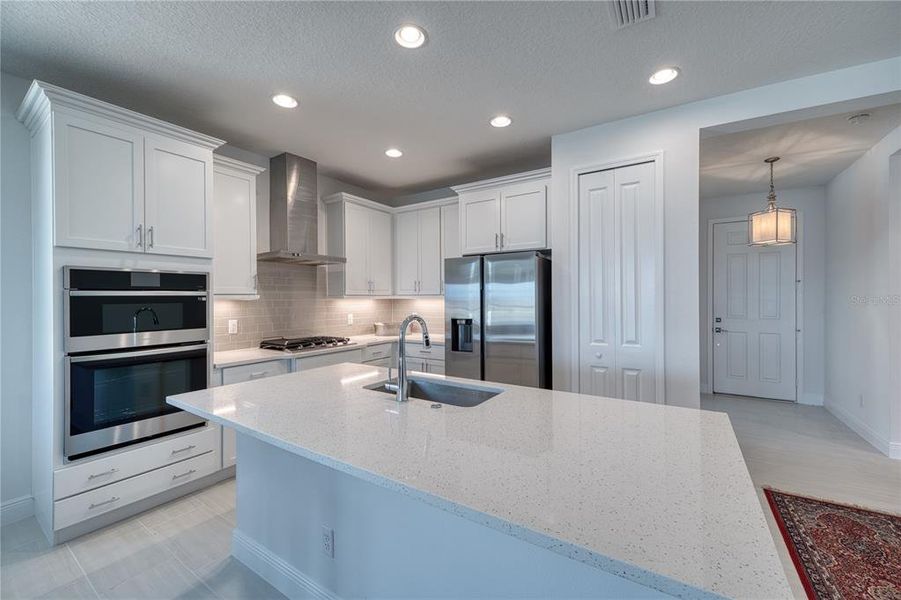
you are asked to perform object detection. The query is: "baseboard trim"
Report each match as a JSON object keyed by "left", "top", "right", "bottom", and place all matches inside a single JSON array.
[
  {"left": 1, "top": 495, "right": 34, "bottom": 526},
  {"left": 889, "top": 442, "right": 901, "bottom": 460},
  {"left": 825, "top": 402, "right": 897, "bottom": 459},
  {"left": 798, "top": 392, "right": 823, "bottom": 406},
  {"left": 233, "top": 529, "right": 339, "bottom": 600}
]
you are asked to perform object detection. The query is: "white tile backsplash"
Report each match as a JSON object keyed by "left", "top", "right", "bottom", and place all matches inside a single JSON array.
[{"left": 213, "top": 262, "right": 444, "bottom": 351}]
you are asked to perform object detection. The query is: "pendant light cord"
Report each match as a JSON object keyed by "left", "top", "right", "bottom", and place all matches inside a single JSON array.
[{"left": 767, "top": 160, "right": 777, "bottom": 209}]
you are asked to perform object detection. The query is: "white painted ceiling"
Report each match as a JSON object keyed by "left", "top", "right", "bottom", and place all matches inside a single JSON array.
[
  {"left": 700, "top": 103, "right": 901, "bottom": 199},
  {"left": 2, "top": 1, "right": 900, "bottom": 196}
]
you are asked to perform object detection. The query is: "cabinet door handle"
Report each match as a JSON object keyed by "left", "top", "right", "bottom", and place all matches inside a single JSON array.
[
  {"left": 136, "top": 225, "right": 143, "bottom": 248},
  {"left": 89, "top": 496, "right": 120, "bottom": 510},
  {"left": 88, "top": 468, "right": 119, "bottom": 480},
  {"left": 500, "top": 233, "right": 505, "bottom": 248},
  {"left": 170, "top": 444, "right": 197, "bottom": 455},
  {"left": 147, "top": 226, "right": 155, "bottom": 248},
  {"left": 171, "top": 469, "right": 197, "bottom": 480},
  {"left": 495, "top": 233, "right": 499, "bottom": 249}
]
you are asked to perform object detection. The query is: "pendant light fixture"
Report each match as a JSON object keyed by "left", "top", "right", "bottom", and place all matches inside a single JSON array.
[{"left": 748, "top": 157, "right": 796, "bottom": 246}]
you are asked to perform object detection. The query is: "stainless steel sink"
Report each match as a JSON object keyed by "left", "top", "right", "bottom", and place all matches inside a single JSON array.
[{"left": 364, "top": 378, "right": 502, "bottom": 407}]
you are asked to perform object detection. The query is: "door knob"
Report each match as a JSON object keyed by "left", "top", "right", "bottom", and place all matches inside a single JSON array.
[
  {"left": 595, "top": 352, "right": 603, "bottom": 359},
  {"left": 714, "top": 327, "right": 729, "bottom": 334}
]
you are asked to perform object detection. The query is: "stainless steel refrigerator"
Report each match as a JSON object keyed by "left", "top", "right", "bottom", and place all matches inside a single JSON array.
[{"left": 444, "top": 251, "right": 551, "bottom": 389}]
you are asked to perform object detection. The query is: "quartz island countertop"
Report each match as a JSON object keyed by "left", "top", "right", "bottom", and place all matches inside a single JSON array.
[{"left": 169, "top": 363, "right": 789, "bottom": 599}]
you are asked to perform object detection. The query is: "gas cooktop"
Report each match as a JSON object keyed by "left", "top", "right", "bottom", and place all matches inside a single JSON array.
[{"left": 259, "top": 336, "right": 354, "bottom": 352}]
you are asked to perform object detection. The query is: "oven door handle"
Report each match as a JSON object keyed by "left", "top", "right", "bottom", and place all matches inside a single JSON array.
[
  {"left": 68, "top": 343, "right": 209, "bottom": 363},
  {"left": 68, "top": 290, "right": 208, "bottom": 297}
]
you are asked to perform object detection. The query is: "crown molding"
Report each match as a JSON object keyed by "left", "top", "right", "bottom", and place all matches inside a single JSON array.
[
  {"left": 391, "top": 196, "right": 458, "bottom": 213},
  {"left": 213, "top": 154, "right": 266, "bottom": 176},
  {"left": 322, "top": 192, "right": 394, "bottom": 213},
  {"left": 16, "top": 80, "right": 225, "bottom": 150},
  {"left": 450, "top": 167, "right": 551, "bottom": 194}
]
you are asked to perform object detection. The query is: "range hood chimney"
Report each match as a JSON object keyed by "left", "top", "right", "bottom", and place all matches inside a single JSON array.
[{"left": 257, "top": 152, "right": 346, "bottom": 266}]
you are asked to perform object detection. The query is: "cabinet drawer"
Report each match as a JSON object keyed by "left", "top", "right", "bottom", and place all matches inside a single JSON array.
[
  {"left": 221, "top": 359, "right": 290, "bottom": 384},
  {"left": 295, "top": 348, "right": 364, "bottom": 370},
  {"left": 405, "top": 343, "right": 444, "bottom": 360},
  {"left": 54, "top": 426, "right": 219, "bottom": 500},
  {"left": 363, "top": 343, "right": 394, "bottom": 362},
  {"left": 54, "top": 450, "right": 219, "bottom": 530}
]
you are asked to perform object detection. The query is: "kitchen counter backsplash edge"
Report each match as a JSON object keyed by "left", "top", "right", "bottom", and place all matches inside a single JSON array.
[{"left": 214, "top": 333, "right": 445, "bottom": 369}]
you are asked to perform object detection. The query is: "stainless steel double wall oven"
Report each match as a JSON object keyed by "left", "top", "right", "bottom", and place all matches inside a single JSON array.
[{"left": 64, "top": 267, "right": 210, "bottom": 460}]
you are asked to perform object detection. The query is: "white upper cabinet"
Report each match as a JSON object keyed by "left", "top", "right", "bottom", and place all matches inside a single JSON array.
[
  {"left": 52, "top": 111, "right": 145, "bottom": 252},
  {"left": 17, "top": 81, "right": 224, "bottom": 258},
  {"left": 441, "top": 203, "right": 461, "bottom": 260},
  {"left": 453, "top": 169, "right": 550, "bottom": 255},
  {"left": 394, "top": 206, "right": 441, "bottom": 295},
  {"left": 325, "top": 193, "right": 394, "bottom": 297},
  {"left": 395, "top": 211, "right": 419, "bottom": 295},
  {"left": 459, "top": 191, "right": 501, "bottom": 254},
  {"left": 368, "top": 209, "right": 394, "bottom": 295},
  {"left": 213, "top": 155, "right": 265, "bottom": 297},
  {"left": 500, "top": 181, "right": 547, "bottom": 251},
  {"left": 145, "top": 135, "right": 214, "bottom": 257},
  {"left": 440, "top": 202, "right": 460, "bottom": 294}
]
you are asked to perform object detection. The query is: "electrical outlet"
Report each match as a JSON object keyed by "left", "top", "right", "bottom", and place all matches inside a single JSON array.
[
  {"left": 346, "top": 313, "right": 354, "bottom": 325},
  {"left": 321, "top": 526, "right": 334, "bottom": 558},
  {"left": 227, "top": 319, "right": 238, "bottom": 335},
  {"left": 859, "top": 393, "right": 865, "bottom": 407}
]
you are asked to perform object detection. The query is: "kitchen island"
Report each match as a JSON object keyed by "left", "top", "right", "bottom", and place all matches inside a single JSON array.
[{"left": 169, "top": 363, "right": 790, "bottom": 599}]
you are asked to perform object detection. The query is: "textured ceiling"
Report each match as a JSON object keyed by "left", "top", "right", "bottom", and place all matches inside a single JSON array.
[
  {"left": 700, "top": 103, "right": 901, "bottom": 199},
  {"left": 2, "top": 1, "right": 900, "bottom": 196}
]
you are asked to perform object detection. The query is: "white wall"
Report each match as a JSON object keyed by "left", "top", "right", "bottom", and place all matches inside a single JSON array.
[
  {"left": 551, "top": 57, "right": 901, "bottom": 409},
  {"left": 824, "top": 125, "right": 901, "bottom": 458},
  {"left": 699, "top": 187, "right": 826, "bottom": 404},
  {"left": 1, "top": 71, "right": 34, "bottom": 518}
]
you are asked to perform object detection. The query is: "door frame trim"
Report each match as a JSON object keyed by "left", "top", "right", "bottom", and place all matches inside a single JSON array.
[
  {"left": 704, "top": 215, "right": 804, "bottom": 402},
  {"left": 570, "top": 152, "right": 666, "bottom": 404}
]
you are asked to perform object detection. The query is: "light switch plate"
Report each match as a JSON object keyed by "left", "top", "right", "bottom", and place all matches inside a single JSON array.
[{"left": 346, "top": 313, "right": 354, "bottom": 325}]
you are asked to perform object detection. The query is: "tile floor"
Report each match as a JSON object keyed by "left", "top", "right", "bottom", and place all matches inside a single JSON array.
[
  {"left": 0, "top": 479, "right": 284, "bottom": 600},
  {"left": 3, "top": 397, "right": 898, "bottom": 599},
  {"left": 702, "top": 393, "right": 901, "bottom": 599}
]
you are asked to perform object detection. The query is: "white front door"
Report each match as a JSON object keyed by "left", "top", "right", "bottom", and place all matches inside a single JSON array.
[{"left": 712, "top": 221, "right": 796, "bottom": 401}]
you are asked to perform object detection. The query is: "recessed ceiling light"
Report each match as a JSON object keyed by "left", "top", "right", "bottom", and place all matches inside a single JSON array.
[
  {"left": 489, "top": 115, "right": 512, "bottom": 128},
  {"left": 648, "top": 67, "right": 680, "bottom": 85},
  {"left": 385, "top": 148, "right": 403, "bottom": 158},
  {"left": 847, "top": 112, "right": 871, "bottom": 125},
  {"left": 272, "top": 94, "right": 298, "bottom": 108},
  {"left": 394, "top": 24, "right": 427, "bottom": 49}
]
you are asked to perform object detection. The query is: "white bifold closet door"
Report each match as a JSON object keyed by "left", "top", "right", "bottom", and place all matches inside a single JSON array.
[{"left": 578, "top": 162, "right": 657, "bottom": 402}]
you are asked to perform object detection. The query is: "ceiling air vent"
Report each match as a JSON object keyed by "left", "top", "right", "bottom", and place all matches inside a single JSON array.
[{"left": 608, "top": 0, "right": 656, "bottom": 29}]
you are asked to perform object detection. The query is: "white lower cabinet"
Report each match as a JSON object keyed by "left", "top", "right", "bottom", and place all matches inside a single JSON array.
[
  {"left": 54, "top": 426, "right": 219, "bottom": 500},
  {"left": 218, "top": 358, "right": 292, "bottom": 467},
  {"left": 295, "top": 348, "right": 364, "bottom": 370},
  {"left": 54, "top": 450, "right": 219, "bottom": 529},
  {"left": 220, "top": 359, "right": 290, "bottom": 385}
]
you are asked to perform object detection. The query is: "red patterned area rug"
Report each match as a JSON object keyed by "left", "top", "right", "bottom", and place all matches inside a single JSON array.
[{"left": 764, "top": 488, "right": 901, "bottom": 599}]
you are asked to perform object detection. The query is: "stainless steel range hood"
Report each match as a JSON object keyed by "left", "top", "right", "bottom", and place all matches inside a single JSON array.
[{"left": 257, "top": 152, "right": 346, "bottom": 266}]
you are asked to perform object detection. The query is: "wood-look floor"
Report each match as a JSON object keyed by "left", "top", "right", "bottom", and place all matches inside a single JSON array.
[
  {"left": 3, "top": 396, "right": 897, "bottom": 599},
  {"left": 702, "top": 393, "right": 901, "bottom": 599}
]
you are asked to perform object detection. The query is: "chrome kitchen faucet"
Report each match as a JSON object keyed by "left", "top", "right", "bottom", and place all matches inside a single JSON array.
[{"left": 395, "top": 313, "right": 431, "bottom": 402}]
